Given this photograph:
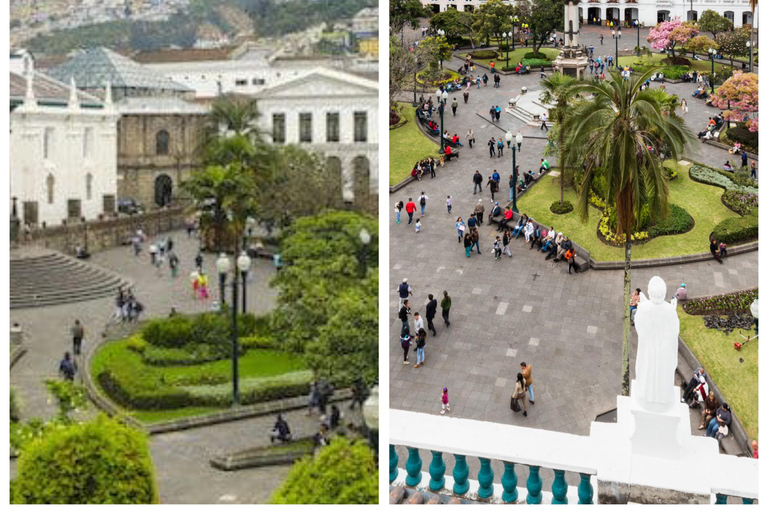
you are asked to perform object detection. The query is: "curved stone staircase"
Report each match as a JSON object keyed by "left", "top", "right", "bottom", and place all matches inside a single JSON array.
[{"left": 11, "top": 249, "right": 130, "bottom": 309}]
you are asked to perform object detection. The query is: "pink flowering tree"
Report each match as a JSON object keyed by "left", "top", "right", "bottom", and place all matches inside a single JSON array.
[
  {"left": 710, "top": 71, "right": 759, "bottom": 132},
  {"left": 647, "top": 18, "right": 698, "bottom": 58}
]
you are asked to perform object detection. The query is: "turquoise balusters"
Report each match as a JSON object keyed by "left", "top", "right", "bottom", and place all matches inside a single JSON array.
[
  {"left": 428, "top": 451, "right": 446, "bottom": 491},
  {"left": 715, "top": 493, "right": 727, "bottom": 504},
  {"left": 742, "top": 498, "right": 755, "bottom": 504},
  {"left": 551, "top": 469, "right": 568, "bottom": 504},
  {"left": 405, "top": 447, "right": 423, "bottom": 487},
  {"left": 577, "top": 473, "right": 594, "bottom": 504},
  {"left": 501, "top": 462, "right": 519, "bottom": 503},
  {"left": 389, "top": 445, "right": 399, "bottom": 484},
  {"left": 452, "top": 454, "right": 470, "bottom": 495},
  {"left": 477, "top": 457, "right": 495, "bottom": 499},
  {"left": 526, "top": 465, "right": 543, "bottom": 504}
]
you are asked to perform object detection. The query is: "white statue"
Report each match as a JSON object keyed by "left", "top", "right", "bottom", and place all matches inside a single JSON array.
[{"left": 633, "top": 276, "right": 679, "bottom": 408}]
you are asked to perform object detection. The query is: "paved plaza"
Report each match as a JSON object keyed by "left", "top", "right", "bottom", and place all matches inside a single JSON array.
[
  {"left": 389, "top": 31, "right": 759, "bottom": 438},
  {"left": 9, "top": 231, "right": 325, "bottom": 503}
]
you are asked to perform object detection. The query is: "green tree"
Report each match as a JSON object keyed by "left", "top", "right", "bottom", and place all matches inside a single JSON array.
[
  {"left": 306, "top": 277, "right": 378, "bottom": 385},
  {"left": 390, "top": 0, "right": 428, "bottom": 42},
  {"left": 429, "top": 9, "right": 476, "bottom": 45},
  {"left": 563, "top": 70, "right": 694, "bottom": 395},
  {"left": 539, "top": 72, "right": 579, "bottom": 205},
  {"left": 684, "top": 35, "right": 718, "bottom": 57},
  {"left": 472, "top": 0, "right": 514, "bottom": 46},
  {"left": 418, "top": 35, "right": 453, "bottom": 69},
  {"left": 270, "top": 437, "right": 377, "bottom": 504},
  {"left": 389, "top": 35, "right": 419, "bottom": 106},
  {"left": 12, "top": 415, "right": 158, "bottom": 504},
  {"left": 271, "top": 211, "right": 378, "bottom": 356},
  {"left": 698, "top": 10, "right": 733, "bottom": 38},
  {"left": 715, "top": 27, "right": 750, "bottom": 66},
  {"left": 517, "top": 0, "right": 563, "bottom": 56}
]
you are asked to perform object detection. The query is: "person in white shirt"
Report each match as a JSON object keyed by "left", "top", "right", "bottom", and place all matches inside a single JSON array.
[
  {"left": 524, "top": 220, "right": 535, "bottom": 242},
  {"left": 413, "top": 312, "right": 425, "bottom": 333}
]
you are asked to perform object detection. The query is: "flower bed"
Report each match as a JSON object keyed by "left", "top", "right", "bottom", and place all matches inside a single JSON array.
[
  {"left": 689, "top": 164, "right": 758, "bottom": 193},
  {"left": 682, "top": 288, "right": 758, "bottom": 316},
  {"left": 722, "top": 190, "right": 758, "bottom": 216}
]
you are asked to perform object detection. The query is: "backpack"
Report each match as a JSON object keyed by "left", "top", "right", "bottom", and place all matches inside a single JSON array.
[{"left": 420, "top": 196, "right": 426, "bottom": 206}]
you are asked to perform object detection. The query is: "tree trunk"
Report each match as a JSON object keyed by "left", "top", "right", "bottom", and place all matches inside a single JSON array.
[
  {"left": 559, "top": 117, "right": 565, "bottom": 205},
  {"left": 621, "top": 237, "right": 632, "bottom": 396}
]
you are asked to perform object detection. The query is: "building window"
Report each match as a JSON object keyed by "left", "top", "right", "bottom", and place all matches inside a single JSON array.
[
  {"left": 43, "top": 127, "right": 54, "bottom": 159},
  {"left": 272, "top": 113, "right": 286, "bottom": 144},
  {"left": 156, "top": 130, "right": 170, "bottom": 155},
  {"left": 103, "top": 194, "right": 115, "bottom": 214},
  {"left": 299, "top": 113, "right": 312, "bottom": 143},
  {"left": 326, "top": 112, "right": 340, "bottom": 142},
  {"left": 67, "top": 199, "right": 82, "bottom": 219},
  {"left": 354, "top": 111, "right": 367, "bottom": 143},
  {"left": 83, "top": 127, "right": 94, "bottom": 158},
  {"left": 46, "top": 174, "right": 55, "bottom": 204},
  {"left": 251, "top": 78, "right": 265, "bottom": 85},
  {"left": 86, "top": 173, "right": 93, "bottom": 200},
  {"left": 23, "top": 201, "right": 39, "bottom": 226},
  {"left": 235, "top": 79, "right": 247, "bottom": 86}
]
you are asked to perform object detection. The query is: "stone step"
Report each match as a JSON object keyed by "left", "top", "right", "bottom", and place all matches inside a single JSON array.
[{"left": 10, "top": 250, "right": 130, "bottom": 310}]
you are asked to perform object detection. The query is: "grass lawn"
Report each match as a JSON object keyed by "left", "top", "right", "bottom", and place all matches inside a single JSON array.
[
  {"left": 389, "top": 102, "right": 439, "bottom": 186},
  {"left": 131, "top": 406, "right": 223, "bottom": 424},
  {"left": 459, "top": 47, "right": 560, "bottom": 69},
  {"left": 516, "top": 162, "right": 739, "bottom": 261},
  {"left": 678, "top": 306, "right": 758, "bottom": 442}
]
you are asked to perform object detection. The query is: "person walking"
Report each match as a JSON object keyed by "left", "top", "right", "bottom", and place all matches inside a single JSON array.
[
  {"left": 413, "top": 311, "right": 425, "bottom": 334},
  {"left": 169, "top": 251, "right": 179, "bottom": 278},
  {"left": 470, "top": 227, "right": 482, "bottom": 254},
  {"left": 446, "top": 195, "right": 453, "bottom": 214},
  {"left": 493, "top": 236, "right": 502, "bottom": 259},
  {"left": 418, "top": 192, "right": 429, "bottom": 217},
  {"left": 399, "top": 299, "right": 412, "bottom": 336},
  {"left": 680, "top": 98, "right": 688, "bottom": 115},
  {"left": 397, "top": 278, "right": 412, "bottom": 309},
  {"left": 59, "top": 351, "right": 77, "bottom": 381},
  {"left": 473, "top": 170, "right": 483, "bottom": 194},
  {"left": 451, "top": 97, "right": 458, "bottom": 116},
  {"left": 394, "top": 200, "right": 404, "bottom": 224},
  {"left": 426, "top": 294, "right": 438, "bottom": 336},
  {"left": 512, "top": 372, "right": 528, "bottom": 416},
  {"left": 497, "top": 138, "right": 504, "bottom": 157},
  {"left": 464, "top": 231, "right": 473, "bottom": 258},
  {"left": 741, "top": 150, "right": 748, "bottom": 169},
  {"left": 441, "top": 291, "right": 451, "bottom": 327},
  {"left": 71, "top": 320, "right": 84, "bottom": 356},
  {"left": 455, "top": 217, "right": 466, "bottom": 242},
  {"left": 467, "top": 129, "right": 475, "bottom": 148},
  {"left": 441, "top": 387, "right": 451, "bottom": 414},
  {"left": 401, "top": 333, "right": 413, "bottom": 364},
  {"left": 520, "top": 362, "right": 534, "bottom": 404},
  {"left": 463, "top": 90, "right": 469, "bottom": 103},
  {"left": 540, "top": 112, "right": 548, "bottom": 131},
  {"left": 600, "top": 33, "right": 604, "bottom": 45},
  {"left": 414, "top": 328, "right": 427, "bottom": 368},
  {"left": 750, "top": 161, "right": 757, "bottom": 179},
  {"left": 474, "top": 199, "right": 485, "bottom": 225},
  {"left": 405, "top": 197, "right": 416, "bottom": 224},
  {"left": 502, "top": 230, "right": 512, "bottom": 258},
  {"left": 488, "top": 137, "right": 496, "bottom": 158}
]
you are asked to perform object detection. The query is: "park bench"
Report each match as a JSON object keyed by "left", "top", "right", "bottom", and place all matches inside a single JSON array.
[{"left": 415, "top": 109, "right": 440, "bottom": 136}]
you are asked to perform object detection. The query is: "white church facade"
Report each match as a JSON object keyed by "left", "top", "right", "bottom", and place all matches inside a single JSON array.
[{"left": 10, "top": 58, "right": 119, "bottom": 227}]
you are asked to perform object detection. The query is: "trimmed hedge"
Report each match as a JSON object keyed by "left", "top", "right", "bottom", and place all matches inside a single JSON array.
[
  {"left": 712, "top": 210, "right": 758, "bottom": 245},
  {"left": 550, "top": 200, "right": 574, "bottom": 214},
  {"left": 727, "top": 123, "right": 758, "bottom": 150},
  {"left": 522, "top": 58, "right": 550, "bottom": 67},
  {"left": 659, "top": 65, "right": 690, "bottom": 79},
  {"left": 469, "top": 50, "right": 498, "bottom": 59},
  {"left": 523, "top": 51, "right": 548, "bottom": 60},
  {"left": 647, "top": 204, "right": 694, "bottom": 237}
]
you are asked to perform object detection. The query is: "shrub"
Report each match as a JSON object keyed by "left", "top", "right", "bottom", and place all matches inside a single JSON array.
[
  {"left": 270, "top": 437, "right": 378, "bottom": 504},
  {"left": 683, "top": 288, "right": 759, "bottom": 315},
  {"left": 522, "top": 58, "right": 550, "bottom": 67},
  {"left": 189, "top": 313, "right": 231, "bottom": 358},
  {"left": 729, "top": 169, "right": 758, "bottom": 189},
  {"left": 662, "top": 55, "right": 691, "bottom": 66},
  {"left": 12, "top": 415, "right": 158, "bottom": 504},
  {"left": 240, "top": 334, "right": 280, "bottom": 350},
  {"left": 727, "top": 123, "right": 758, "bottom": 150},
  {"left": 181, "top": 370, "right": 314, "bottom": 407},
  {"left": 689, "top": 164, "right": 758, "bottom": 193},
  {"left": 469, "top": 50, "right": 498, "bottom": 59},
  {"left": 647, "top": 204, "right": 694, "bottom": 237},
  {"left": 10, "top": 388, "right": 20, "bottom": 423},
  {"left": 523, "top": 51, "right": 548, "bottom": 60},
  {"left": 664, "top": 165, "right": 678, "bottom": 180},
  {"left": 125, "top": 335, "right": 147, "bottom": 354},
  {"left": 98, "top": 370, "right": 192, "bottom": 410},
  {"left": 237, "top": 312, "right": 258, "bottom": 337},
  {"left": 722, "top": 190, "right": 758, "bottom": 215},
  {"left": 550, "top": 200, "right": 574, "bottom": 214},
  {"left": 660, "top": 65, "right": 690, "bottom": 79},
  {"left": 142, "top": 316, "right": 192, "bottom": 349},
  {"left": 712, "top": 209, "right": 758, "bottom": 245}
]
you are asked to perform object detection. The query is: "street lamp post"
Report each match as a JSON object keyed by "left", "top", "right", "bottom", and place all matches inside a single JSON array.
[
  {"left": 512, "top": 16, "right": 517, "bottom": 51},
  {"left": 216, "top": 252, "right": 230, "bottom": 309},
  {"left": 746, "top": 40, "right": 753, "bottom": 73},
  {"left": 708, "top": 48, "right": 716, "bottom": 95},
  {"left": 237, "top": 251, "right": 251, "bottom": 314},
  {"left": 363, "top": 384, "right": 379, "bottom": 460},
  {"left": 508, "top": 132, "right": 523, "bottom": 213},
  {"left": 412, "top": 59, "right": 420, "bottom": 107},
  {"left": 358, "top": 228, "right": 372, "bottom": 278},
  {"left": 217, "top": 253, "right": 240, "bottom": 406},
  {"left": 502, "top": 31, "right": 510, "bottom": 69},
  {"left": 438, "top": 90, "right": 448, "bottom": 154},
  {"left": 635, "top": 20, "right": 640, "bottom": 56},
  {"left": 612, "top": 29, "right": 621, "bottom": 68},
  {"left": 437, "top": 29, "right": 445, "bottom": 69}
]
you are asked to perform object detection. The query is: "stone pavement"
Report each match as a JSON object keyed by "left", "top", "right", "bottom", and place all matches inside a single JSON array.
[{"left": 389, "top": 50, "right": 759, "bottom": 437}]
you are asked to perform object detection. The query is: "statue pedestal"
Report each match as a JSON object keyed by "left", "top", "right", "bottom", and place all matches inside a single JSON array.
[
  {"left": 628, "top": 382, "right": 689, "bottom": 460},
  {"left": 553, "top": 47, "right": 589, "bottom": 79}
]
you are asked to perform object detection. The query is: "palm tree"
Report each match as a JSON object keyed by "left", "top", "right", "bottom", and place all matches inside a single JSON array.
[
  {"left": 539, "top": 72, "right": 579, "bottom": 205},
  {"left": 208, "top": 94, "right": 262, "bottom": 139},
  {"left": 562, "top": 69, "right": 695, "bottom": 396}
]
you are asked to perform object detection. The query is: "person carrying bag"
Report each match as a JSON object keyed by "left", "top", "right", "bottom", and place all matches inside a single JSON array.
[{"left": 510, "top": 373, "right": 528, "bottom": 416}]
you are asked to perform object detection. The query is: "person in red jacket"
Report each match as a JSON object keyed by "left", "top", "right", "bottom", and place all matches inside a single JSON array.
[{"left": 405, "top": 197, "right": 417, "bottom": 225}]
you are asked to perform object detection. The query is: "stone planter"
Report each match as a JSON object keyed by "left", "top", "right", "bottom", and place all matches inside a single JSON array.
[{"left": 210, "top": 437, "right": 316, "bottom": 471}]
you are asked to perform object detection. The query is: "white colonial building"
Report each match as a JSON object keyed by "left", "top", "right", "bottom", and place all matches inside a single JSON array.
[
  {"left": 10, "top": 55, "right": 119, "bottom": 227},
  {"left": 420, "top": 0, "right": 756, "bottom": 27},
  {"left": 254, "top": 67, "right": 378, "bottom": 206}
]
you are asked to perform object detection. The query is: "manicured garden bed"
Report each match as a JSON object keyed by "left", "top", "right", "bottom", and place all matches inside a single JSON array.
[
  {"left": 459, "top": 48, "right": 560, "bottom": 70},
  {"left": 389, "top": 102, "right": 439, "bottom": 186},
  {"left": 516, "top": 162, "right": 740, "bottom": 261},
  {"left": 678, "top": 304, "right": 758, "bottom": 442},
  {"left": 210, "top": 437, "right": 316, "bottom": 471}
]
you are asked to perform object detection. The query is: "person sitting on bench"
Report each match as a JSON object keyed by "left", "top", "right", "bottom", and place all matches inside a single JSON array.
[
  {"left": 451, "top": 133, "right": 463, "bottom": 146},
  {"left": 512, "top": 214, "right": 529, "bottom": 238},
  {"left": 270, "top": 414, "right": 292, "bottom": 443},
  {"left": 445, "top": 145, "right": 459, "bottom": 161},
  {"left": 498, "top": 207, "right": 514, "bottom": 231},
  {"left": 489, "top": 202, "right": 502, "bottom": 222},
  {"left": 723, "top": 161, "right": 734, "bottom": 172}
]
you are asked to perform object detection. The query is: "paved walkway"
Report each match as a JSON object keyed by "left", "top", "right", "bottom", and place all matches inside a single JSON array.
[{"left": 389, "top": 51, "right": 759, "bottom": 436}]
